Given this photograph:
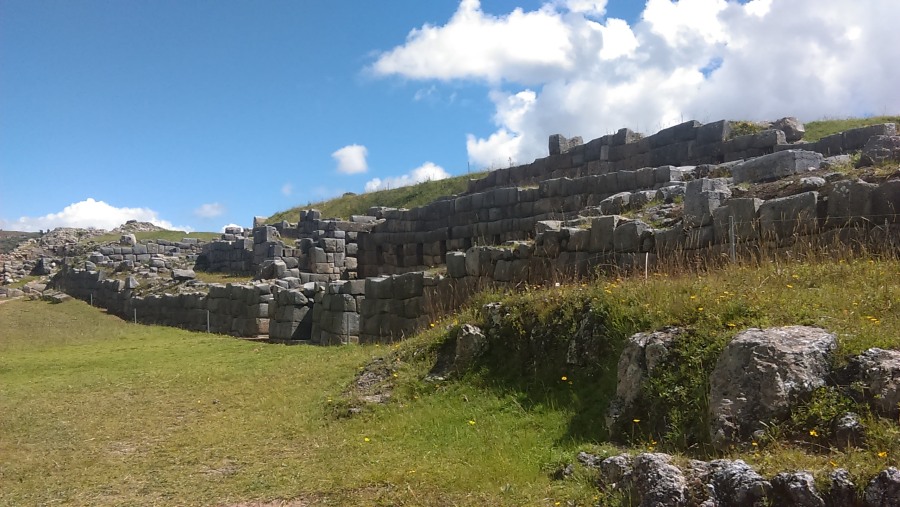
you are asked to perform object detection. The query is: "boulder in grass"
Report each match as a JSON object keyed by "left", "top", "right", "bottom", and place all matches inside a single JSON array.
[
  {"left": 709, "top": 326, "right": 835, "bottom": 448},
  {"left": 172, "top": 269, "right": 196, "bottom": 281}
]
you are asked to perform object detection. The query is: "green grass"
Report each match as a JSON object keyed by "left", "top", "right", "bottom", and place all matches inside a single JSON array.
[
  {"left": 0, "top": 231, "right": 40, "bottom": 254},
  {"left": 3, "top": 255, "right": 900, "bottom": 505},
  {"left": 804, "top": 115, "right": 900, "bottom": 142},
  {"left": 192, "top": 271, "right": 255, "bottom": 285},
  {"left": 268, "top": 172, "right": 485, "bottom": 223},
  {"left": 0, "top": 299, "right": 599, "bottom": 506},
  {"left": 88, "top": 231, "right": 220, "bottom": 245}
]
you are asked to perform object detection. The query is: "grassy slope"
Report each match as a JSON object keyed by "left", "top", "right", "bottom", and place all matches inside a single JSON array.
[
  {"left": 803, "top": 115, "right": 900, "bottom": 142},
  {"left": 0, "top": 299, "right": 595, "bottom": 506},
  {"left": 266, "top": 116, "right": 898, "bottom": 223},
  {"left": 268, "top": 171, "right": 485, "bottom": 223},
  {"left": 3, "top": 255, "right": 899, "bottom": 505},
  {"left": 88, "top": 230, "right": 220, "bottom": 245}
]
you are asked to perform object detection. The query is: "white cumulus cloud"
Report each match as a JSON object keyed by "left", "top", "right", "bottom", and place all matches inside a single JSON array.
[
  {"left": 372, "top": 0, "right": 900, "bottom": 170},
  {"left": 0, "top": 198, "right": 187, "bottom": 232},
  {"left": 332, "top": 144, "right": 369, "bottom": 174},
  {"left": 194, "top": 202, "right": 225, "bottom": 218},
  {"left": 365, "top": 162, "right": 450, "bottom": 192}
]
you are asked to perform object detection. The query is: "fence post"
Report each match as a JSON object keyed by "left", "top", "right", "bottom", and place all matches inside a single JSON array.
[
  {"left": 644, "top": 252, "right": 649, "bottom": 280},
  {"left": 133, "top": 308, "right": 137, "bottom": 324},
  {"left": 729, "top": 216, "right": 736, "bottom": 263},
  {"left": 90, "top": 293, "right": 93, "bottom": 306},
  {"left": 207, "top": 310, "right": 210, "bottom": 333}
]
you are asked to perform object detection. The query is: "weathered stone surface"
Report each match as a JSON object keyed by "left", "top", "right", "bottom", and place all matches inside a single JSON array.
[
  {"left": 599, "top": 191, "right": 633, "bottom": 215},
  {"left": 172, "top": 269, "right": 196, "bottom": 281},
  {"left": 844, "top": 123, "right": 898, "bottom": 151},
  {"left": 613, "top": 220, "right": 653, "bottom": 253},
  {"left": 859, "top": 135, "right": 900, "bottom": 167},
  {"left": 771, "top": 117, "right": 806, "bottom": 142},
  {"left": 446, "top": 251, "right": 467, "bottom": 278},
  {"left": 713, "top": 198, "right": 763, "bottom": 242},
  {"left": 759, "top": 191, "right": 819, "bottom": 239},
  {"left": 453, "top": 324, "right": 486, "bottom": 373},
  {"left": 732, "top": 150, "right": 823, "bottom": 184},
  {"left": 844, "top": 348, "right": 900, "bottom": 418},
  {"left": 607, "top": 327, "right": 683, "bottom": 433},
  {"left": 598, "top": 454, "right": 633, "bottom": 488},
  {"left": 831, "top": 412, "right": 866, "bottom": 449},
  {"left": 124, "top": 276, "right": 139, "bottom": 289},
  {"left": 828, "top": 468, "right": 858, "bottom": 507},
  {"left": 828, "top": 179, "right": 878, "bottom": 225},
  {"left": 590, "top": 215, "right": 620, "bottom": 252},
  {"left": 120, "top": 234, "right": 137, "bottom": 246},
  {"left": 709, "top": 326, "right": 836, "bottom": 447},
  {"left": 656, "top": 183, "right": 686, "bottom": 204},
  {"left": 864, "top": 468, "right": 900, "bottom": 507},
  {"left": 632, "top": 453, "right": 687, "bottom": 507},
  {"left": 576, "top": 451, "right": 604, "bottom": 469},
  {"left": 706, "top": 459, "right": 771, "bottom": 507},
  {"left": 771, "top": 471, "right": 825, "bottom": 507},
  {"left": 684, "top": 178, "right": 732, "bottom": 228}
]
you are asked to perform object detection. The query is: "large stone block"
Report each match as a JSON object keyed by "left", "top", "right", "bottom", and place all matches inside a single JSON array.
[
  {"left": 446, "top": 251, "right": 467, "bottom": 278},
  {"left": 827, "top": 179, "right": 878, "bottom": 226},
  {"left": 392, "top": 272, "right": 424, "bottom": 300},
  {"left": 590, "top": 216, "right": 620, "bottom": 253},
  {"left": 872, "top": 179, "right": 900, "bottom": 223},
  {"left": 683, "top": 178, "right": 732, "bottom": 228},
  {"left": 613, "top": 220, "right": 652, "bottom": 253},
  {"left": 712, "top": 198, "right": 762, "bottom": 242},
  {"left": 709, "top": 326, "right": 835, "bottom": 448},
  {"left": 843, "top": 123, "right": 897, "bottom": 151},
  {"left": 731, "top": 150, "right": 823, "bottom": 184},
  {"left": 759, "top": 191, "right": 819, "bottom": 239}
]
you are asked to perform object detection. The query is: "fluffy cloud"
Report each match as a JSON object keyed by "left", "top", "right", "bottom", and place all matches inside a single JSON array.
[
  {"left": 373, "top": 0, "right": 900, "bottom": 169},
  {"left": 0, "top": 198, "right": 186, "bottom": 232},
  {"left": 194, "top": 202, "right": 225, "bottom": 218},
  {"left": 332, "top": 144, "right": 369, "bottom": 174},
  {"left": 365, "top": 162, "right": 450, "bottom": 192}
]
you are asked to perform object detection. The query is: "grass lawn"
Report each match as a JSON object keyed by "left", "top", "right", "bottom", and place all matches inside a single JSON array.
[
  {"left": 0, "top": 299, "right": 597, "bottom": 506},
  {"left": 3, "top": 255, "right": 900, "bottom": 506}
]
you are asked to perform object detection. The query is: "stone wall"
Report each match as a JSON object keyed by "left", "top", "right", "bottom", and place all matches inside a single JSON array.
[
  {"left": 355, "top": 122, "right": 897, "bottom": 280},
  {"left": 200, "top": 210, "right": 378, "bottom": 280},
  {"left": 311, "top": 280, "right": 366, "bottom": 345},
  {"left": 87, "top": 238, "right": 206, "bottom": 272},
  {"left": 52, "top": 266, "right": 273, "bottom": 337},
  {"left": 199, "top": 227, "right": 254, "bottom": 273}
]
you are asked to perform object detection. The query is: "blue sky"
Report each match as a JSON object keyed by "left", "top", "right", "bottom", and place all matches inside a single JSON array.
[{"left": 1, "top": 0, "right": 897, "bottom": 232}]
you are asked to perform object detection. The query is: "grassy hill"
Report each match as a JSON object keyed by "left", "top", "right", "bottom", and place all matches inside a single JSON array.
[
  {"left": 268, "top": 171, "right": 486, "bottom": 223},
  {"left": 0, "top": 230, "right": 40, "bottom": 254},
  {"left": 268, "top": 116, "right": 898, "bottom": 223}
]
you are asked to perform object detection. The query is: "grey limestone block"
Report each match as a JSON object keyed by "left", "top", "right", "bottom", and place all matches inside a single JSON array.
[
  {"left": 843, "top": 123, "right": 897, "bottom": 151},
  {"left": 654, "top": 224, "right": 685, "bottom": 253},
  {"left": 759, "top": 191, "right": 819, "bottom": 239},
  {"left": 685, "top": 225, "right": 715, "bottom": 250},
  {"left": 827, "top": 179, "right": 878, "bottom": 226},
  {"left": 873, "top": 179, "right": 900, "bottom": 223},
  {"left": 565, "top": 228, "right": 590, "bottom": 252},
  {"left": 683, "top": 178, "right": 732, "bottom": 228},
  {"left": 613, "top": 220, "right": 651, "bottom": 253},
  {"left": 446, "top": 251, "right": 467, "bottom": 278},
  {"left": 712, "top": 198, "right": 763, "bottom": 243},
  {"left": 731, "top": 149, "right": 823, "bottom": 184},
  {"left": 589, "top": 215, "right": 620, "bottom": 253}
]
